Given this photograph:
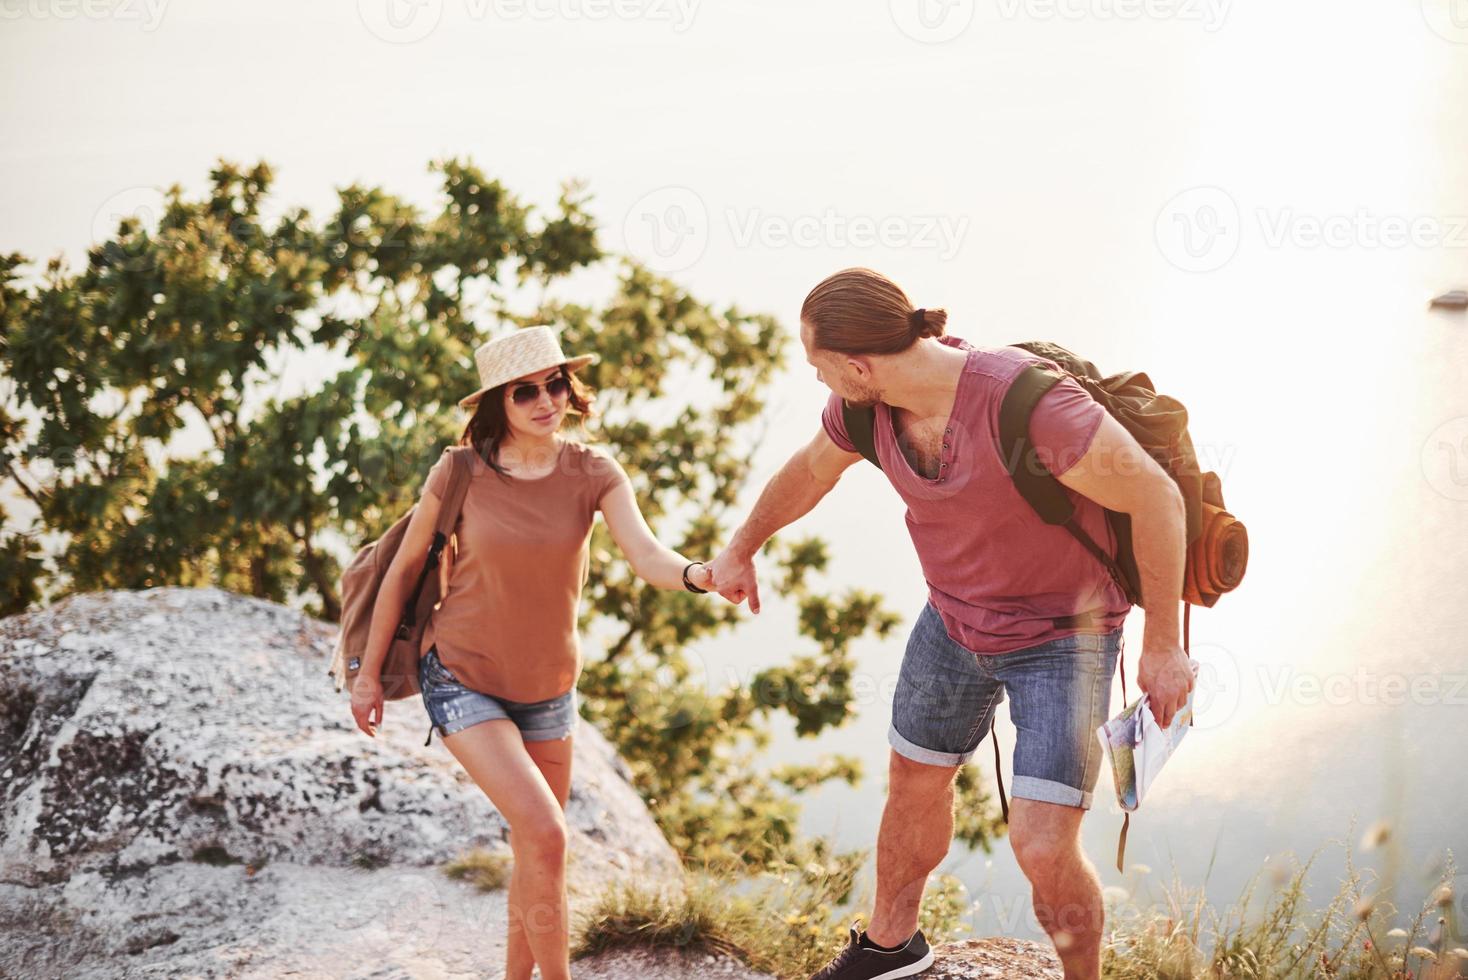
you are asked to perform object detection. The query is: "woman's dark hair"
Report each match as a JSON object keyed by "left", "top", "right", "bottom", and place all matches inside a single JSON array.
[
  {"left": 801, "top": 267, "right": 948, "bottom": 355},
  {"left": 455, "top": 364, "right": 598, "bottom": 479}
]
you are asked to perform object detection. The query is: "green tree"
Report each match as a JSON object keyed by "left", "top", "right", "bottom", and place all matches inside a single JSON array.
[{"left": 0, "top": 158, "right": 1006, "bottom": 866}]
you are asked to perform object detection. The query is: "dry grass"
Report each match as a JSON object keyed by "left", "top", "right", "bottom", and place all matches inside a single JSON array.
[
  {"left": 1102, "top": 840, "right": 1465, "bottom": 979},
  {"left": 571, "top": 850, "right": 971, "bottom": 979},
  {"left": 442, "top": 847, "right": 514, "bottom": 891}
]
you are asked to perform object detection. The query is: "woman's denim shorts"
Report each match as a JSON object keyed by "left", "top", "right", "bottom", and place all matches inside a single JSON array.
[
  {"left": 889, "top": 601, "right": 1122, "bottom": 809},
  {"left": 419, "top": 645, "right": 579, "bottom": 742}
]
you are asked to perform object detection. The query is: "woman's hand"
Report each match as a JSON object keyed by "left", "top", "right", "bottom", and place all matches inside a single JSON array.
[
  {"left": 351, "top": 671, "right": 385, "bottom": 737},
  {"left": 689, "top": 561, "right": 716, "bottom": 592}
]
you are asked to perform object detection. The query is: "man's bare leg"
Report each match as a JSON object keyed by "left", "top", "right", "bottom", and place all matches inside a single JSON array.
[
  {"left": 1008, "top": 797, "right": 1104, "bottom": 980},
  {"left": 865, "top": 750, "right": 959, "bottom": 947}
]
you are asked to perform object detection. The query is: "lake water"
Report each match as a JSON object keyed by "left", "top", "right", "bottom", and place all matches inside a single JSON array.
[{"left": 676, "top": 5, "right": 1468, "bottom": 945}]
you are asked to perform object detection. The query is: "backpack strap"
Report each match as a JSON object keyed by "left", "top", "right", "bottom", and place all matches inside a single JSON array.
[
  {"left": 1116, "top": 813, "right": 1130, "bottom": 872},
  {"left": 397, "top": 448, "right": 477, "bottom": 746},
  {"left": 841, "top": 400, "right": 882, "bottom": 470},
  {"left": 398, "top": 447, "right": 474, "bottom": 637},
  {"left": 992, "top": 719, "right": 1008, "bottom": 824},
  {"left": 998, "top": 364, "right": 1141, "bottom": 608}
]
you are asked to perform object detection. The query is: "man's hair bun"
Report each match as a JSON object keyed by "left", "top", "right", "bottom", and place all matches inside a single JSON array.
[{"left": 909, "top": 307, "right": 948, "bottom": 339}]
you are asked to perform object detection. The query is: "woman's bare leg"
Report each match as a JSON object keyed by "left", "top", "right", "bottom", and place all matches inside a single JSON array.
[
  {"left": 442, "top": 721, "right": 572, "bottom": 980},
  {"left": 503, "top": 734, "right": 574, "bottom": 980}
]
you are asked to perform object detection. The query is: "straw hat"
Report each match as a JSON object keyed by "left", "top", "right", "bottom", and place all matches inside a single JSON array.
[{"left": 458, "top": 326, "right": 598, "bottom": 409}]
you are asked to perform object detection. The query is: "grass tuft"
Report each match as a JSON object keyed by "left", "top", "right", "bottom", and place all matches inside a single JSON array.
[{"left": 442, "top": 848, "right": 513, "bottom": 891}]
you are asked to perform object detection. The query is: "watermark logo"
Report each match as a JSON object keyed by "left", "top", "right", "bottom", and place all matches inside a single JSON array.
[
  {"left": 1154, "top": 186, "right": 1240, "bottom": 273},
  {"left": 1156, "top": 188, "right": 1468, "bottom": 272},
  {"left": 993, "top": 0, "right": 1230, "bottom": 31},
  {"left": 92, "top": 185, "right": 169, "bottom": 273},
  {"left": 726, "top": 208, "right": 969, "bottom": 260},
  {"left": 358, "top": 0, "right": 698, "bottom": 41},
  {"left": 484, "top": 0, "right": 699, "bottom": 31},
  {"left": 622, "top": 186, "right": 709, "bottom": 273},
  {"left": 0, "top": 0, "right": 170, "bottom": 30},
  {"left": 890, "top": 0, "right": 975, "bottom": 43},
  {"left": 1256, "top": 208, "right": 1468, "bottom": 250},
  {"left": 623, "top": 187, "right": 972, "bottom": 272},
  {"left": 1422, "top": 0, "right": 1468, "bottom": 43},
  {"left": 1180, "top": 640, "right": 1242, "bottom": 731},
  {"left": 1422, "top": 416, "right": 1468, "bottom": 502},
  {"left": 358, "top": 0, "right": 444, "bottom": 43}
]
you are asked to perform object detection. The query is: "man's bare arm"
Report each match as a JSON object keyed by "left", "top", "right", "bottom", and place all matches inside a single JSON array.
[
  {"left": 1056, "top": 411, "right": 1193, "bottom": 725},
  {"left": 710, "top": 426, "right": 861, "bottom": 613}
]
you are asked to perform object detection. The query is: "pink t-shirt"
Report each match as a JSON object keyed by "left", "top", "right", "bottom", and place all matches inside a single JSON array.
[{"left": 821, "top": 335, "right": 1131, "bottom": 654}]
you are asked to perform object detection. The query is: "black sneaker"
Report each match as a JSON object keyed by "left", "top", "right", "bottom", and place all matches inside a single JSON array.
[{"left": 809, "top": 921, "right": 935, "bottom": 979}]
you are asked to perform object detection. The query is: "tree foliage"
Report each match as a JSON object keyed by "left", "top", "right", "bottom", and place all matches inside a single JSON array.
[{"left": 0, "top": 158, "right": 1006, "bottom": 866}]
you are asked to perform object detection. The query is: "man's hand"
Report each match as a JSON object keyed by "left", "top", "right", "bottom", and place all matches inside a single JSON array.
[
  {"left": 707, "top": 547, "right": 761, "bottom": 614},
  {"left": 1135, "top": 643, "right": 1194, "bottom": 728}
]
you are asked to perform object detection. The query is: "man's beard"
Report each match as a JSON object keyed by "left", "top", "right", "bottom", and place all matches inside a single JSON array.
[{"left": 843, "top": 380, "right": 883, "bottom": 408}]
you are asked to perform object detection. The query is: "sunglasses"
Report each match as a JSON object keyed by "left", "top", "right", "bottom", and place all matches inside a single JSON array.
[{"left": 509, "top": 375, "right": 572, "bottom": 406}]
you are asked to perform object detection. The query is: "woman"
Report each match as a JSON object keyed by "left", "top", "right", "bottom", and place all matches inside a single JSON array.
[{"left": 350, "top": 325, "right": 718, "bottom": 980}]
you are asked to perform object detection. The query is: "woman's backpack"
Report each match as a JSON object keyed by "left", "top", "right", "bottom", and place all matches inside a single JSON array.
[{"left": 327, "top": 445, "right": 476, "bottom": 702}]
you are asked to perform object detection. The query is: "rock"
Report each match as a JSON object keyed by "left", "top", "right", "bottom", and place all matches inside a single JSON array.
[
  {"left": 0, "top": 586, "right": 1052, "bottom": 980},
  {"left": 571, "top": 946, "right": 774, "bottom": 979},
  {"left": 926, "top": 936, "right": 1065, "bottom": 977},
  {"left": 1430, "top": 289, "right": 1468, "bottom": 309},
  {"left": 0, "top": 586, "right": 687, "bottom": 979}
]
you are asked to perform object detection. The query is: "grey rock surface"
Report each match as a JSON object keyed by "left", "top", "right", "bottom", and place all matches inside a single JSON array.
[
  {"left": 0, "top": 586, "right": 1057, "bottom": 979},
  {"left": 0, "top": 586, "right": 693, "bottom": 978}
]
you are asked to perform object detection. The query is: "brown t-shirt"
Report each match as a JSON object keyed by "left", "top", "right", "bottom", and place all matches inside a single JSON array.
[{"left": 416, "top": 438, "right": 630, "bottom": 702}]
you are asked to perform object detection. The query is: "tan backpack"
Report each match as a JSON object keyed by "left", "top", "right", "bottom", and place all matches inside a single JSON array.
[{"left": 327, "top": 445, "right": 476, "bottom": 702}]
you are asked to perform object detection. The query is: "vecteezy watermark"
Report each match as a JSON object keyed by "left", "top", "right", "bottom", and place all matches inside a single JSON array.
[
  {"left": 622, "top": 186, "right": 971, "bottom": 272},
  {"left": 1422, "top": 416, "right": 1468, "bottom": 502},
  {"left": 1256, "top": 208, "right": 1468, "bottom": 251},
  {"left": 1154, "top": 186, "right": 1241, "bottom": 273},
  {"left": 1421, "top": 0, "right": 1468, "bottom": 43},
  {"left": 994, "top": 0, "right": 1230, "bottom": 31},
  {"left": 1179, "top": 640, "right": 1242, "bottom": 731},
  {"left": 622, "top": 186, "right": 709, "bottom": 274},
  {"left": 0, "top": 0, "right": 170, "bottom": 30},
  {"left": 92, "top": 185, "right": 170, "bottom": 274},
  {"left": 357, "top": 0, "right": 698, "bottom": 43},
  {"left": 726, "top": 208, "right": 970, "bottom": 260},
  {"left": 1155, "top": 187, "right": 1468, "bottom": 272},
  {"left": 358, "top": 0, "right": 444, "bottom": 43},
  {"left": 1255, "top": 666, "right": 1468, "bottom": 708},
  {"left": 891, "top": 0, "right": 1229, "bottom": 42},
  {"left": 889, "top": 0, "right": 975, "bottom": 43}
]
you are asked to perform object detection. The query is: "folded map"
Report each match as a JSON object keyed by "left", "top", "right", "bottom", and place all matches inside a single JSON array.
[{"left": 1097, "top": 660, "right": 1199, "bottom": 811}]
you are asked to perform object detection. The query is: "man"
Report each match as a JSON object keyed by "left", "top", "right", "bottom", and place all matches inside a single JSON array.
[{"left": 707, "top": 268, "right": 1194, "bottom": 980}]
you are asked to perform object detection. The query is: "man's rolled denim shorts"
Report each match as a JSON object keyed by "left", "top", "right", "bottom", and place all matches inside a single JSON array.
[{"left": 889, "top": 601, "right": 1122, "bottom": 809}]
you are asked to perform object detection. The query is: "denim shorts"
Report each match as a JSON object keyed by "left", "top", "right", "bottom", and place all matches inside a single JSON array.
[
  {"left": 889, "top": 601, "right": 1122, "bottom": 809},
  {"left": 419, "top": 645, "right": 579, "bottom": 742}
]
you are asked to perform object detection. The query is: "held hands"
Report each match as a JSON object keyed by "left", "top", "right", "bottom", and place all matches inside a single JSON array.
[
  {"left": 686, "top": 561, "right": 716, "bottom": 592},
  {"left": 1136, "top": 642, "right": 1195, "bottom": 728},
  {"left": 704, "top": 547, "right": 761, "bottom": 614}
]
